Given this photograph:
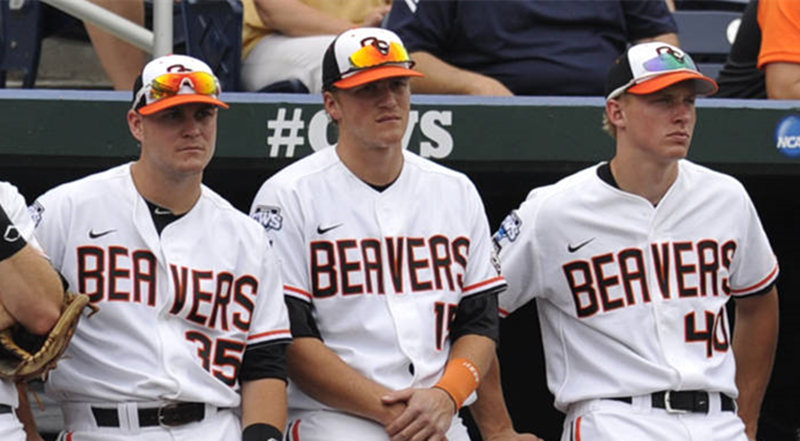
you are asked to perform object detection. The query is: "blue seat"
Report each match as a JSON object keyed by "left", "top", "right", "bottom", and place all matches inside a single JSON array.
[
  {"left": 673, "top": 9, "right": 744, "bottom": 79},
  {"left": 180, "top": 0, "right": 242, "bottom": 92},
  {"left": 0, "top": 0, "right": 45, "bottom": 88},
  {"left": 0, "top": 0, "right": 244, "bottom": 90}
]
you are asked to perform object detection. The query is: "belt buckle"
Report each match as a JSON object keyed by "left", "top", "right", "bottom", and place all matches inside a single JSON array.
[
  {"left": 157, "top": 403, "right": 183, "bottom": 428},
  {"left": 663, "top": 391, "right": 688, "bottom": 414}
]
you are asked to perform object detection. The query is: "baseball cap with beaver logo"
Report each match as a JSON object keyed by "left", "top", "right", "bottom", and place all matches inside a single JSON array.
[{"left": 322, "top": 27, "right": 424, "bottom": 91}]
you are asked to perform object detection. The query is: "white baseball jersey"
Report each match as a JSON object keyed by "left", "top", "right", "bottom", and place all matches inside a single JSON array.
[
  {"left": 31, "top": 164, "right": 291, "bottom": 408},
  {"left": 250, "top": 147, "right": 505, "bottom": 413},
  {"left": 494, "top": 160, "right": 778, "bottom": 412},
  {"left": 0, "top": 181, "right": 42, "bottom": 409}
]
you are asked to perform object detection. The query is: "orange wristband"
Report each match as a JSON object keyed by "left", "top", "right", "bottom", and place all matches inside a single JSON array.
[{"left": 434, "top": 358, "right": 481, "bottom": 410}]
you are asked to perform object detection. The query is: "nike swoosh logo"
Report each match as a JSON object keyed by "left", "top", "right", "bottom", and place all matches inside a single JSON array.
[
  {"left": 567, "top": 238, "right": 595, "bottom": 253},
  {"left": 316, "top": 223, "right": 343, "bottom": 235},
  {"left": 89, "top": 229, "right": 116, "bottom": 239},
  {"left": 154, "top": 208, "right": 172, "bottom": 215}
]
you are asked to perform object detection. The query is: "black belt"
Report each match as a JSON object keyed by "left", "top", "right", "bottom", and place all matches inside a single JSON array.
[
  {"left": 92, "top": 402, "right": 206, "bottom": 427},
  {"left": 612, "top": 391, "right": 735, "bottom": 413},
  {"left": 0, "top": 404, "right": 11, "bottom": 414}
]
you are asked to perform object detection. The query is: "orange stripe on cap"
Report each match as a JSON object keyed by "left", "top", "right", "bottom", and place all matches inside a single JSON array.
[
  {"left": 138, "top": 94, "right": 229, "bottom": 115},
  {"left": 627, "top": 71, "right": 718, "bottom": 96},
  {"left": 334, "top": 65, "right": 423, "bottom": 89}
]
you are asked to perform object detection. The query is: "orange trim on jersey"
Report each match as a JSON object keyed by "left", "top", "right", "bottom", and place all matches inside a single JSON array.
[
  {"left": 66, "top": 433, "right": 74, "bottom": 441},
  {"left": 292, "top": 419, "right": 302, "bottom": 441},
  {"left": 498, "top": 307, "right": 511, "bottom": 318},
  {"left": 248, "top": 329, "right": 291, "bottom": 341},
  {"left": 575, "top": 416, "right": 582, "bottom": 441},
  {"left": 463, "top": 276, "right": 506, "bottom": 293},
  {"left": 757, "top": 0, "right": 800, "bottom": 68},
  {"left": 730, "top": 264, "right": 779, "bottom": 294},
  {"left": 285, "top": 285, "right": 312, "bottom": 299}
]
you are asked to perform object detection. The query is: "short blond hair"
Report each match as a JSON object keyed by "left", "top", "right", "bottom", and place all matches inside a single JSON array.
[
  {"left": 602, "top": 93, "right": 630, "bottom": 139},
  {"left": 602, "top": 111, "right": 616, "bottom": 139}
]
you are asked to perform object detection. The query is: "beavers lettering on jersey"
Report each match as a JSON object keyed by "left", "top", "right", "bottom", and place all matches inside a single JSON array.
[
  {"left": 563, "top": 238, "right": 737, "bottom": 318},
  {"left": 310, "top": 235, "right": 470, "bottom": 297},
  {"left": 76, "top": 245, "right": 257, "bottom": 331}
]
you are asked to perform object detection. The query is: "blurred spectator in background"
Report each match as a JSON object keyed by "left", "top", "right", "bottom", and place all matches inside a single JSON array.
[
  {"left": 757, "top": 0, "right": 800, "bottom": 99},
  {"left": 384, "top": 0, "right": 678, "bottom": 96},
  {"left": 241, "top": 0, "right": 391, "bottom": 93},
  {"left": 716, "top": 0, "right": 766, "bottom": 98},
  {"left": 83, "top": 0, "right": 146, "bottom": 90}
]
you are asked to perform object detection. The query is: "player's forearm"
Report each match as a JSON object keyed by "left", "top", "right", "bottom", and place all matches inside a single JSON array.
[
  {"left": 409, "top": 52, "right": 513, "bottom": 96},
  {"left": 635, "top": 32, "right": 679, "bottom": 47},
  {"left": 733, "top": 288, "right": 779, "bottom": 439},
  {"left": 241, "top": 378, "right": 287, "bottom": 430},
  {"left": 287, "top": 337, "right": 400, "bottom": 424},
  {"left": 470, "top": 355, "right": 517, "bottom": 439},
  {"left": 449, "top": 334, "right": 496, "bottom": 379},
  {"left": 0, "top": 245, "right": 62, "bottom": 334},
  {"left": 253, "top": 0, "right": 355, "bottom": 36},
  {"left": 764, "top": 63, "right": 800, "bottom": 99}
]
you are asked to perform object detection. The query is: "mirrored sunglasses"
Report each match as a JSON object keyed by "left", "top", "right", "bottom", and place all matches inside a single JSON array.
[
  {"left": 641, "top": 47, "right": 698, "bottom": 73},
  {"left": 133, "top": 71, "right": 220, "bottom": 109},
  {"left": 345, "top": 41, "right": 414, "bottom": 74},
  {"left": 150, "top": 71, "right": 219, "bottom": 99}
]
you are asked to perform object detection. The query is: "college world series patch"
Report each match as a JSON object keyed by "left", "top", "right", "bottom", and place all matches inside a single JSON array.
[{"left": 251, "top": 205, "right": 283, "bottom": 232}]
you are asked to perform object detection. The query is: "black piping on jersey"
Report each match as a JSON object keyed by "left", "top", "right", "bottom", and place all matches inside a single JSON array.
[{"left": 145, "top": 200, "right": 186, "bottom": 235}]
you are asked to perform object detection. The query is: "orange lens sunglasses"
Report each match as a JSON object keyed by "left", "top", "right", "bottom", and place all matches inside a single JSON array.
[
  {"left": 149, "top": 71, "right": 219, "bottom": 100},
  {"left": 348, "top": 41, "right": 412, "bottom": 71}
]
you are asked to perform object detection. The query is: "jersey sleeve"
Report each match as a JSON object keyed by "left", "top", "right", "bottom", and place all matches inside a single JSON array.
[
  {"left": 727, "top": 187, "right": 779, "bottom": 297},
  {"left": 247, "top": 232, "right": 292, "bottom": 347},
  {"left": 460, "top": 181, "right": 506, "bottom": 300},
  {"left": 757, "top": 0, "right": 800, "bottom": 68},
  {"left": 0, "top": 182, "right": 36, "bottom": 245},
  {"left": 622, "top": 0, "right": 677, "bottom": 41},
  {"left": 250, "top": 180, "right": 311, "bottom": 304},
  {"left": 494, "top": 192, "right": 541, "bottom": 318},
  {"left": 384, "top": 0, "right": 454, "bottom": 55},
  {"left": 29, "top": 190, "right": 69, "bottom": 267}
]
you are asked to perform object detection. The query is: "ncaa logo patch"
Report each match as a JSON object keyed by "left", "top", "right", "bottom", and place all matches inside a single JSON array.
[
  {"left": 492, "top": 211, "right": 522, "bottom": 252},
  {"left": 251, "top": 205, "right": 283, "bottom": 232},
  {"left": 775, "top": 115, "right": 800, "bottom": 158}
]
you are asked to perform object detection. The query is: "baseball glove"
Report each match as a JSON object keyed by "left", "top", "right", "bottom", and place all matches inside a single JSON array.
[{"left": 0, "top": 292, "right": 97, "bottom": 381}]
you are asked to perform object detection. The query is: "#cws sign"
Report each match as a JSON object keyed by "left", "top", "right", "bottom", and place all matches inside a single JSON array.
[{"left": 262, "top": 107, "right": 453, "bottom": 159}]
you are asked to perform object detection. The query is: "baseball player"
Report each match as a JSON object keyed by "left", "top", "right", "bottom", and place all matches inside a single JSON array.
[
  {"left": 250, "top": 27, "right": 505, "bottom": 441},
  {"left": 473, "top": 42, "right": 780, "bottom": 441},
  {"left": 0, "top": 181, "right": 64, "bottom": 441},
  {"left": 30, "top": 54, "right": 291, "bottom": 441}
]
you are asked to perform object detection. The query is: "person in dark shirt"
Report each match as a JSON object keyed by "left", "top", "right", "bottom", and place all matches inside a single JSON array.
[
  {"left": 385, "top": 0, "right": 678, "bottom": 96},
  {"left": 715, "top": 0, "right": 766, "bottom": 98}
]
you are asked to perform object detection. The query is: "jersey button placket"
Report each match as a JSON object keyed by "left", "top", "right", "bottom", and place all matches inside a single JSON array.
[{"left": 374, "top": 199, "right": 417, "bottom": 379}]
